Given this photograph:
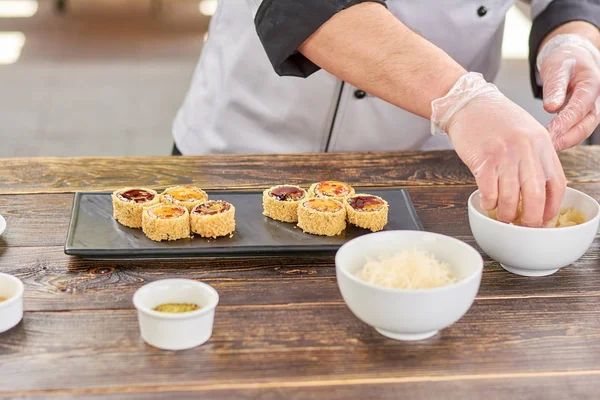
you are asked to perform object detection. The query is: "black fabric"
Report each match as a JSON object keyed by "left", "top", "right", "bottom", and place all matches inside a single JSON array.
[
  {"left": 254, "top": 0, "right": 387, "bottom": 78},
  {"left": 172, "top": 143, "right": 183, "bottom": 156},
  {"left": 529, "top": 0, "right": 600, "bottom": 99}
]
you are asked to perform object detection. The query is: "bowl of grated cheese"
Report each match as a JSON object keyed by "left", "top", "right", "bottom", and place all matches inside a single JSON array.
[{"left": 335, "top": 231, "right": 483, "bottom": 341}]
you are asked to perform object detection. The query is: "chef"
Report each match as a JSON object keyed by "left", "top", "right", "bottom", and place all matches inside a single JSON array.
[{"left": 173, "top": 0, "right": 600, "bottom": 227}]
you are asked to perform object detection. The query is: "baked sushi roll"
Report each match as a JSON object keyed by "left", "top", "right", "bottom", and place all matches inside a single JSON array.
[
  {"left": 112, "top": 187, "right": 160, "bottom": 228},
  {"left": 297, "top": 198, "right": 346, "bottom": 236},
  {"left": 142, "top": 204, "right": 190, "bottom": 242},
  {"left": 345, "top": 194, "right": 389, "bottom": 232},
  {"left": 190, "top": 200, "right": 235, "bottom": 238},
  {"left": 160, "top": 185, "right": 208, "bottom": 211},
  {"left": 263, "top": 185, "right": 307, "bottom": 223},
  {"left": 308, "top": 181, "right": 355, "bottom": 202}
]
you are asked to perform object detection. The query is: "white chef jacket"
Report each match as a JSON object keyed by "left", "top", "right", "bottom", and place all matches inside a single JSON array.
[{"left": 173, "top": 0, "right": 554, "bottom": 154}]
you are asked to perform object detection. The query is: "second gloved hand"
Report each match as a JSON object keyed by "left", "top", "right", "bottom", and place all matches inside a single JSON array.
[
  {"left": 431, "top": 72, "right": 567, "bottom": 227},
  {"left": 538, "top": 34, "right": 600, "bottom": 150}
]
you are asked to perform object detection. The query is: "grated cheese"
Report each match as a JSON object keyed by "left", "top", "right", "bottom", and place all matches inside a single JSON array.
[{"left": 356, "top": 249, "right": 457, "bottom": 289}]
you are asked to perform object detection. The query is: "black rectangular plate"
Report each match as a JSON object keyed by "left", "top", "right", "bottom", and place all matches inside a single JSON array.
[{"left": 65, "top": 188, "right": 423, "bottom": 259}]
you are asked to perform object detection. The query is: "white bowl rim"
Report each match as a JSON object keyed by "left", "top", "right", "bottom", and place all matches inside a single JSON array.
[
  {"left": 335, "top": 230, "right": 483, "bottom": 294},
  {"left": 133, "top": 278, "right": 219, "bottom": 320},
  {"left": 468, "top": 187, "right": 600, "bottom": 231},
  {"left": 0, "top": 213, "right": 6, "bottom": 236},
  {"left": 0, "top": 272, "right": 24, "bottom": 310}
]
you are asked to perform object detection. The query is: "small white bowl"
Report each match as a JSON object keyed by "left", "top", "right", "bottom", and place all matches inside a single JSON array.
[
  {"left": 0, "top": 273, "right": 24, "bottom": 334},
  {"left": 133, "top": 279, "right": 219, "bottom": 351},
  {"left": 335, "top": 231, "right": 483, "bottom": 341},
  {"left": 468, "top": 187, "right": 600, "bottom": 277},
  {"left": 0, "top": 213, "right": 6, "bottom": 236}
]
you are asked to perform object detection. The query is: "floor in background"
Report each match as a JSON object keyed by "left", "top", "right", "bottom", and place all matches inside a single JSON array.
[
  {"left": 0, "top": 1, "right": 580, "bottom": 157},
  {"left": 0, "top": 0, "right": 208, "bottom": 157}
]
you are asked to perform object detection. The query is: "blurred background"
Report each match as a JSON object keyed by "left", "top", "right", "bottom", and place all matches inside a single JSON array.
[{"left": 0, "top": 0, "right": 594, "bottom": 158}]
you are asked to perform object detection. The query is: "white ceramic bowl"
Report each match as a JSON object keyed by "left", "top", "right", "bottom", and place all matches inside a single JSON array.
[
  {"left": 0, "top": 273, "right": 24, "bottom": 334},
  {"left": 468, "top": 187, "right": 600, "bottom": 277},
  {"left": 133, "top": 279, "right": 219, "bottom": 351},
  {"left": 335, "top": 231, "right": 483, "bottom": 341}
]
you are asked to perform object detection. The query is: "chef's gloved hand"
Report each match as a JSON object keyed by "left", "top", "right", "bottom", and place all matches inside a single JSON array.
[
  {"left": 537, "top": 34, "right": 600, "bottom": 150},
  {"left": 431, "top": 72, "right": 567, "bottom": 227}
]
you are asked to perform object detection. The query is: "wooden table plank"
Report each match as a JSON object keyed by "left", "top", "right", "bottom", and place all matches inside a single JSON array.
[
  {"left": 0, "top": 147, "right": 598, "bottom": 194},
  {"left": 12, "top": 373, "right": 600, "bottom": 400},
  {"left": 0, "top": 193, "right": 73, "bottom": 248},
  {"left": 1, "top": 296, "right": 599, "bottom": 393},
  {"left": 1, "top": 183, "right": 598, "bottom": 248},
  {"left": 0, "top": 242, "right": 599, "bottom": 312},
  {"left": 0, "top": 152, "right": 471, "bottom": 194}
]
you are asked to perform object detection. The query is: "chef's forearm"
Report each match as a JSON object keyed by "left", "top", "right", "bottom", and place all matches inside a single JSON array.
[
  {"left": 540, "top": 20, "right": 600, "bottom": 51},
  {"left": 251, "top": 0, "right": 388, "bottom": 77},
  {"left": 298, "top": 2, "right": 466, "bottom": 120}
]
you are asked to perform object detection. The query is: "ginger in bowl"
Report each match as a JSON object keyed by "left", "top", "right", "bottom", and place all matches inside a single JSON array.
[{"left": 468, "top": 187, "right": 600, "bottom": 277}]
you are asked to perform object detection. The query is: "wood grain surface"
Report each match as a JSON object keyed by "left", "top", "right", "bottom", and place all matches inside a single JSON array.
[
  {"left": 1, "top": 148, "right": 600, "bottom": 399},
  {"left": 12, "top": 373, "right": 600, "bottom": 400},
  {"left": 0, "top": 243, "right": 599, "bottom": 312},
  {"left": 1, "top": 296, "right": 599, "bottom": 395},
  {"left": 0, "top": 147, "right": 598, "bottom": 194}
]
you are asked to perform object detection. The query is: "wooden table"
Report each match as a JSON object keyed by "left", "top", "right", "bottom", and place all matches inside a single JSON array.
[{"left": 1, "top": 148, "right": 599, "bottom": 399}]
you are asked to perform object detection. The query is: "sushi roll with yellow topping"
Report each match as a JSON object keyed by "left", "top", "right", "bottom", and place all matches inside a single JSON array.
[
  {"left": 160, "top": 185, "right": 208, "bottom": 211},
  {"left": 263, "top": 184, "right": 307, "bottom": 223},
  {"left": 308, "top": 181, "right": 355, "bottom": 202},
  {"left": 142, "top": 204, "right": 190, "bottom": 242},
  {"left": 190, "top": 200, "right": 235, "bottom": 238},
  {"left": 112, "top": 187, "right": 160, "bottom": 228},
  {"left": 297, "top": 198, "right": 346, "bottom": 236},
  {"left": 345, "top": 194, "right": 389, "bottom": 232}
]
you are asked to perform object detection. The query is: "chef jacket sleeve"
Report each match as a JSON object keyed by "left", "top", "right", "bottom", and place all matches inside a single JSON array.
[
  {"left": 529, "top": 0, "right": 600, "bottom": 98},
  {"left": 247, "top": 0, "right": 387, "bottom": 78}
]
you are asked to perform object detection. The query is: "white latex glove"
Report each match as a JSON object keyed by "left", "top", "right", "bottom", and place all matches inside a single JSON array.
[
  {"left": 537, "top": 34, "right": 600, "bottom": 150},
  {"left": 431, "top": 72, "right": 567, "bottom": 227}
]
